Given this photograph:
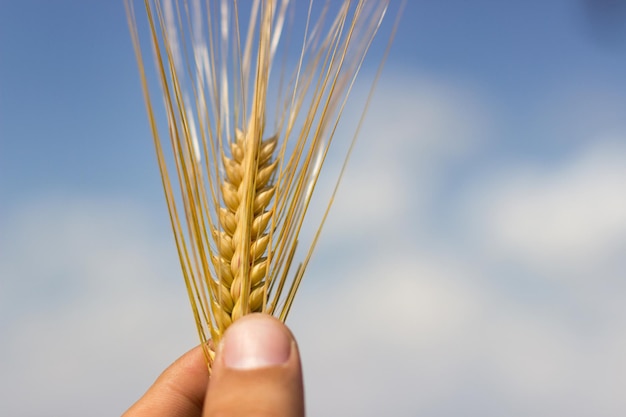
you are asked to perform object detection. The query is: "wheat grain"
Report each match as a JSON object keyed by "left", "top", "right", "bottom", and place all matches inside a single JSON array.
[{"left": 125, "top": 0, "right": 401, "bottom": 370}]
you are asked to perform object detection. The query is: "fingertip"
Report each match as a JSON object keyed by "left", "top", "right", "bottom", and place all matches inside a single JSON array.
[
  {"left": 220, "top": 313, "right": 293, "bottom": 370},
  {"left": 205, "top": 314, "right": 305, "bottom": 417}
]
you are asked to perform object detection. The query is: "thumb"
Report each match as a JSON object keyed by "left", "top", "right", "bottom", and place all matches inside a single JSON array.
[{"left": 204, "top": 313, "right": 305, "bottom": 417}]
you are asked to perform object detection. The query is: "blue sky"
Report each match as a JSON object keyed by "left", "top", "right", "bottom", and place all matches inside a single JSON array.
[{"left": 2, "top": 1, "right": 626, "bottom": 416}]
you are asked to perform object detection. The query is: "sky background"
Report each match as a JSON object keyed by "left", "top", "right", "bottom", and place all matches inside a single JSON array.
[{"left": 2, "top": 1, "right": 626, "bottom": 416}]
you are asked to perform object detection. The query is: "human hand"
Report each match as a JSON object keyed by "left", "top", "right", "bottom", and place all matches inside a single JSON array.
[{"left": 122, "top": 314, "right": 305, "bottom": 417}]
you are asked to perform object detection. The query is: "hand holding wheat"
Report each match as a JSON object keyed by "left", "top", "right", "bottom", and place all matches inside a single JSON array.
[
  {"left": 123, "top": 314, "right": 304, "bottom": 417},
  {"left": 125, "top": 0, "right": 399, "bottom": 371}
]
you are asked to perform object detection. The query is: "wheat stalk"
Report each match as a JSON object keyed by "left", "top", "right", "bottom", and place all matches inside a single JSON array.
[{"left": 125, "top": 0, "right": 400, "bottom": 370}]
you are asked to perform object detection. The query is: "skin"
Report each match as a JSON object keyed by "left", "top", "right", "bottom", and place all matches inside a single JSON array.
[{"left": 122, "top": 314, "right": 305, "bottom": 417}]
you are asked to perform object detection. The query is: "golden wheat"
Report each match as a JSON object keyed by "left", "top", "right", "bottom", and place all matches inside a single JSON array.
[{"left": 125, "top": 0, "right": 400, "bottom": 370}]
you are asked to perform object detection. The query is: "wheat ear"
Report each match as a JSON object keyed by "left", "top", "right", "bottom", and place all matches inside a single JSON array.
[{"left": 125, "top": 0, "right": 400, "bottom": 370}]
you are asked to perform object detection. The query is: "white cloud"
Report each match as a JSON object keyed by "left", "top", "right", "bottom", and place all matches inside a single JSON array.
[
  {"left": 467, "top": 138, "right": 626, "bottom": 278},
  {"left": 290, "top": 252, "right": 488, "bottom": 417},
  {"left": 292, "top": 244, "right": 626, "bottom": 416},
  {"left": 310, "top": 72, "right": 491, "bottom": 245},
  {"left": 0, "top": 196, "right": 197, "bottom": 417}
]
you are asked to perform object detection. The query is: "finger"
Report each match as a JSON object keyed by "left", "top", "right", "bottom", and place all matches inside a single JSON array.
[
  {"left": 204, "top": 314, "right": 305, "bottom": 417},
  {"left": 122, "top": 344, "right": 210, "bottom": 417}
]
